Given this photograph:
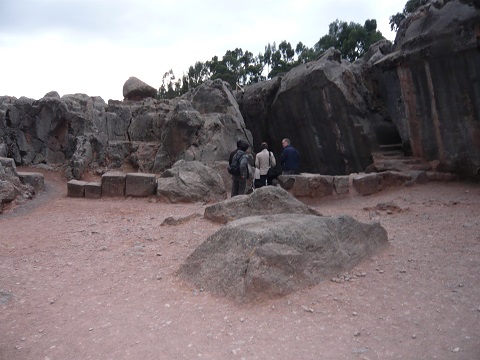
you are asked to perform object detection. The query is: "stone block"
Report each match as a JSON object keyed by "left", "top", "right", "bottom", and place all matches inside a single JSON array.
[
  {"left": 67, "top": 180, "right": 88, "bottom": 197},
  {"left": 352, "top": 173, "right": 382, "bottom": 196},
  {"left": 334, "top": 176, "right": 350, "bottom": 195},
  {"left": 17, "top": 172, "right": 45, "bottom": 193},
  {"left": 125, "top": 173, "right": 156, "bottom": 197},
  {"left": 85, "top": 182, "right": 102, "bottom": 199},
  {"left": 279, "top": 174, "right": 334, "bottom": 198},
  {"left": 381, "top": 171, "right": 411, "bottom": 188},
  {"left": 101, "top": 172, "right": 126, "bottom": 197}
]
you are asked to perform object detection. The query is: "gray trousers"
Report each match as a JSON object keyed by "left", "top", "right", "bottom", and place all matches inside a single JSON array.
[{"left": 231, "top": 176, "right": 247, "bottom": 196}]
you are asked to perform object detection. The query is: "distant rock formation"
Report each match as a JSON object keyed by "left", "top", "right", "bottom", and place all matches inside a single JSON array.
[
  {"left": 237, "top": 0, "right": 479, "bottom": 180},
  {"left": 1, "top": 2, "right": 479, "bottom": 181},
  {"left": 0, "top": 79, "right": 253, "bottom": 180}
]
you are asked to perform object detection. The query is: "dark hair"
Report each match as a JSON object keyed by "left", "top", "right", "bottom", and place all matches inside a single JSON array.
[
  {"left": 261, "top": 142, "right": 268, "bottom": 150},
  {"left": 236, "top": 140, "right": 243, "bottom": 149},
  {"left": 238, "top": 140, "right": 249, "bottom": 152}
]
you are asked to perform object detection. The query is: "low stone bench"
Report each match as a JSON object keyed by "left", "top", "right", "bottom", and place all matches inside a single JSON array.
[
  {"left": 17, "top": 172, "right": 45, "bottom": 193},
  {"left": 101, "top": 172, "right": 126, "bottom": 197},
  {"left": 277, "top": 170, "right": 434, "bottom": 198},
  {"left": 67, "top": 180, "right": 88, "bottom": 197},
  {"left": 85, "top": 182, "right": 102, "bottom": 199},
  {"left": 126, "top": 173, "right": 156, "bottom": 197},
  {"left": 278, "top": 174, "right": 348, "bottom": 198}
]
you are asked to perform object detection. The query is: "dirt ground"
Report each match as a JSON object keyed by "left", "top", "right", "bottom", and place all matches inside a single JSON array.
[{"left": 1, "top": 168, "right": 479, "bottom": 360}]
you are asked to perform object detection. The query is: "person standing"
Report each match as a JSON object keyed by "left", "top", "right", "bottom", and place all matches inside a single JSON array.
[
  {"left": 255, "top": 142, "right": 276, "bottom": 186},
  {"left": 280, "top": 138, "right": 300, "bottom": 175},
  {"left": 230, "top": 140, "right": 250, "bottom": 196}
]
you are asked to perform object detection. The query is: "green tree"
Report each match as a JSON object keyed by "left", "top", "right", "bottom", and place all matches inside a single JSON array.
[
  {"left": 158, "top": 69, "right": 179, "bottom": 99},
  {"left": 295, "top": 41, "right": 316, "bottom": 64},
  {"left": 314, "top": 19, "right": 384, "bottom": 62},
  {"left": 389, "top": 0, "right": 425, "bottom": 31}
]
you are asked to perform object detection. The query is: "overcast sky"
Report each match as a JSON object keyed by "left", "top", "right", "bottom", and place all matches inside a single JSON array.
[{"left": 0, "top": 0, "right": 405, "bottom": 101}]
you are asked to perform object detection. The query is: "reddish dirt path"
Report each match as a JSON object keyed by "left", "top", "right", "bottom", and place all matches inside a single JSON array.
[{"left": 1, "top": 169, "right": 479, "bottom": 359}]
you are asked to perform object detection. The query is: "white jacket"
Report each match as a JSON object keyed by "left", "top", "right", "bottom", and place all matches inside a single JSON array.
[{"left": 255, "top": 149, "right": 276, "bottom": 175}]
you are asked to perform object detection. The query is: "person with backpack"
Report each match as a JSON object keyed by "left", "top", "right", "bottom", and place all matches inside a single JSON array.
[{"left": 228, "top": 140, "right": 250, "bottom": 196}]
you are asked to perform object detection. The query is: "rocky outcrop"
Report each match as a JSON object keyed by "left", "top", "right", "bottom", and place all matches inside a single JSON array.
[
  {"left": 2, "top": 2, "right": 478, "bottom": 182},
  {"left": 237, "top": 44, "right": 396, "bottom": 176},
  {"left": 374, "top": 0, "right": 480, "bottom": 179},
  {"left": 236, "top": 1, "right": 479, "bottom": 180},
  {"left": 204, "top": 186, "right": 320, "bottom": 224},
  {"left": 179, "top": 214, "right": 388, "bottom": 302},
  {"left": 156, "top": 160, "right": 227, "bottom": 203},
  {"left": 0, "top": 79, "right": 253, "bottom": 180},
  {"left": 0, "top": 157, "right": 39, "bottom": 213}
]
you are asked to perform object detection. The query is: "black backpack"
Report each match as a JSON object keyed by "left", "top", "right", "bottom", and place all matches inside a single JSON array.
[{"left": 228, "top": 152, "right": 243, "bottom": 176}]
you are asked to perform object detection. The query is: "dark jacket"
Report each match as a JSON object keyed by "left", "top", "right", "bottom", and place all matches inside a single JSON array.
[
  {"left": 280, "top": 145, "right": 300, "bottom": 172},
  {"left": 231, "top": 150, "right": 249, "bottom": 179}
]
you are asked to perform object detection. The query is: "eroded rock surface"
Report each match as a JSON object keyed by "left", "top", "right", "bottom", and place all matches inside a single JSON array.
[
  {"left": 204, "top": 186, "right": 320, "bottom": 224},
  {"left": 180, "top": 214, "right": 388, "bottom": 302}
]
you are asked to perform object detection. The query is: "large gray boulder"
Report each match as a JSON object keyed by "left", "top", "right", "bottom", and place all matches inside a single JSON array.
[
  {"left": 204, "top": 186, "right": 320, "bottom": 224},
  {"left": 237, "top": 47, "right": 392, "bottom": 176},
  {"left": 122, "top": 77, "right": 157, "bottom": 101},
  {"left": 179, "top": 214, "right": 388, "bottom": 302},
  {"left": 156, "top": 160, "right": 226, "bottom": 203}
]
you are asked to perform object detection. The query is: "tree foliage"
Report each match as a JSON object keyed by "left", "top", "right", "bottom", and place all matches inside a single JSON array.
[
  {"left": 158, "top": 18, "right": 385, "bottom": 99},
  {"left": 314, "top": 19, "right": 384, "bottom": 62},
  {"left": 389, "top": 0, "right": 426, "bottom": 32}
]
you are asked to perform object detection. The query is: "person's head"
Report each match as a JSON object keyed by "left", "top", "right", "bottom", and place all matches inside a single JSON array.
[
  {"left": 236, "top": 140, "right": 243, "bottom": 149},
  {"left": 238, "top": 140, "right": 249, "bottom": 152},
  {"left": 261, "top": 142, "right": 268, "bottom": 150},
  {"left": 282, "top": 138, "right": 290, "bottom": 148}
]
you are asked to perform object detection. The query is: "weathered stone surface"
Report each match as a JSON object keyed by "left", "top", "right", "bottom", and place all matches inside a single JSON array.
[
  {"left": 0, "top": 180, "right": 16, "bottom": 203},
  {"left": 17, "top": 172, "right": 45, "bottom": 193},
  {"left": 0, "top": 157, "right": 18, "bottom": 177},
  {"left": 406, "top": 170, "right": 429, "bottom": 186},
  {"left": 352, "top": 171, "right": 414, "bottom": 195},
  {"left": 375, "top": 1, "right": 480, "bottom": 180},
  {"left": 277, "top": 174, "right": 334, "bottom": 198},
  {"left": 204, "top": 186, "right": 320, "bottom": 224},
  {"left": 352, "top": 173, "right": 382, "bottom": 196},
  {"left": 0, "top": 158, "right": 35, "bottom": 202},
  {"left": 122, "top": 77, "right": 157, "bottom": 101},
  {"left": 85, "top": 182, "right": 102, "bottom": 198},
  {"left": 0, "top": 81, "right": 251, "bottom": 180},
  {"left": 179, "top": 214, "right": 388, "bottom": 302},
  {"left": 334, "top": 176, "right": 350, "bottom": 195},
  {"left": 237, "top": 47, "right": 390, "bottom": 176},
  {"left": 67, "top": 180, "right": 87, "bottom": 197},
  {"left": 101, "top": 172, "right": 126, "bottom": 197},
  {"left": 125, "top": 173, "right": 156, "bottom": 197},
  {"left": 156, "top": 160, "right": 226, "bottom": 203}
]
